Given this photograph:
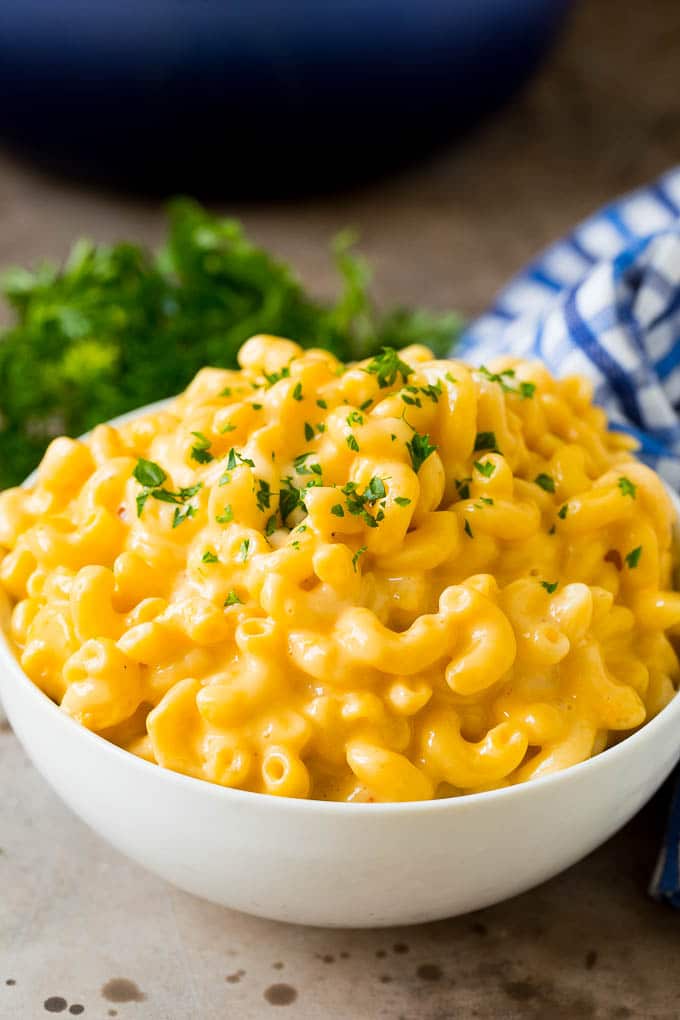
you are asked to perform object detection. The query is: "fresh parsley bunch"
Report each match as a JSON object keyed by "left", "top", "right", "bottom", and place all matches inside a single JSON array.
[{"left": 0, "top": 200, "right": 461, "bottom": 488}]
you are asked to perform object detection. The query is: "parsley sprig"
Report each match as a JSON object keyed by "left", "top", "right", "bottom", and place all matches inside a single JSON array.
[{"left": 364, "top": 347, "right": 413, "bottom": 389}]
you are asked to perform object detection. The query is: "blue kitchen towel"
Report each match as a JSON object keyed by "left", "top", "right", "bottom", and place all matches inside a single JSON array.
[{"left": 457, "top": 166, "right": 680, "bottom": 905}]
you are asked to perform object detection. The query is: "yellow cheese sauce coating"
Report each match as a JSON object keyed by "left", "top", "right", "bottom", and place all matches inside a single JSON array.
[{"left": 1, "top": 336, "right": 679, "bottom": 801}]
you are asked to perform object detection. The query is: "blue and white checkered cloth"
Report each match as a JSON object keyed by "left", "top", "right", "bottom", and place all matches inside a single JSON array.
[
  {"left": 457, "top": 166, "right": 680, "bottom": 906},
  {"left": 460, "top": 166, "right": 680, "bottom": 488}
]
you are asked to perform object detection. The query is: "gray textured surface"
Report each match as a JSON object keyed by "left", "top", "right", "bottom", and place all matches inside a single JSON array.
[{"left": 3, "top": 1, "right": 680, "bottom": 1016}]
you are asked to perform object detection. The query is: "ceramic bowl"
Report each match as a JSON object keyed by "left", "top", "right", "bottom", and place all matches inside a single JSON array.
[{"left": 1, "top": 452, "right": 678, "bottom": 927}]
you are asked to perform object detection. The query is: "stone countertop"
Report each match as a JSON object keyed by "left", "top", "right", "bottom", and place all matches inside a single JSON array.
[{"left": 2, "top": 0, "right": 680, "bottom": 1016}]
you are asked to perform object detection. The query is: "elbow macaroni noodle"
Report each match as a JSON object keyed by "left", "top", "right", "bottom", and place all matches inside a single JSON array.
[{"left": 1, "top": 336, "right": 679, "bottom": 801}]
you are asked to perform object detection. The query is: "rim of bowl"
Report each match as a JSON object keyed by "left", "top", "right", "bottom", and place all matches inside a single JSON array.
[{"left": 2, "top": 396, "right": 680, "bottom": 816}]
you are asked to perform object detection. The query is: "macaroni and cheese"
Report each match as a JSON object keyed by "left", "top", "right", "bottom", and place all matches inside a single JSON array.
[{"left": 1, "top": 336, "right": 679, "bottom": 801}]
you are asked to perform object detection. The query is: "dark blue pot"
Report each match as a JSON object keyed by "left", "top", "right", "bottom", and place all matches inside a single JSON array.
[{"left": 0, "top": 0, "right": 573, "bottom": 195}]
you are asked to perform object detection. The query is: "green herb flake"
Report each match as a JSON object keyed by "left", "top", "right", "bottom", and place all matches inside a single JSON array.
[
  {"left": 136, "top": 491, "right": 150, "bottom": 517},
  {"left": 464, "top": 519, "right": 473, "bottom": 538},
  {"left": 263, "top": 366, "right": 291, "bottom": 388},
  {"left": 625, "top": 545, "right": 642, "bottom": 569},
  {"left": 235, "top": 538, "right": 251, "bottom": 563},
  {"left": 534, "top": 473, "right": 556, "bottom": 493},
  {"left": 264, "top": 514, "right": 278, "bottom": 536},
  {"left": 474, "top": 460, "right": 495, "bottom": 478},
  {"left": 331, "top": 504, "right": 345, "bottom": 517},
  {"left": 224, "top": 590, "right": 243, "bottom": 607},
  {"left": 359, "top": 398, "right": 373, "bottom": 411},
  {"left": 557, "top": 504, "right": 569, "bottom": 520},
  {"left": 394, "top": 496, "right": 411, "bottom": 507},
  {"left": 347, "top": 410, "right": 364, "bottom": 426},
  {"left": 352, "top": 545, "right": 368, "bottom": 571},
  {"left": 618, "top": 476, "right": 637, "bottom": 499},
  {"left": 133, "top": 458, "right": 167, "bottom": 488},
  {"left": 363, "top": 476, "right": 386, "bottom": 502},
  {"left": 473, "top": 431, "right": 498, "bottom": 453},
  {"left": 406, "top": 432, "right": 437, "bottom": 473},
  {"left": 255, "top": 478, "right": 272, "bottom": 512},
  {"left": 455, "top": 477, "right": 472, "bottom": 500},
  {"left": 347, "top": 434, "right": 360, "bottom": 452},
  {"left": 519, "top": 381, "right": 536, "bottom": 399},
  {"left": 541, "top": 580, "right": 558, "bottom": 594},
  {"left": 364, "top": 347, "right": 413, "bottom": 389},
  {"left": 292, "top": 382, "right": 304, "bottom": 401},
  {"left": 316, "top": 399, "right": 328, "bottom": 409},
  {"left": 202, "top": 550, "right": 218, "bottom": 563},
  {"left": 216, "top": 504, "right": 234, "bottom": 523},
  {"left": 190, "top": 431, "right": 213, "bottom": 464},
  {"left": 219, "top": 421, "right": 237, "bottom": 434},
  {"left": 304, "top": 422, "right": 315, "bottom": 441},
  {"left": 219, "top": 387, "right": 232, "bottom": 398},
  {"left": 172, "top": 504, "right": 197, "bottom": 528}
]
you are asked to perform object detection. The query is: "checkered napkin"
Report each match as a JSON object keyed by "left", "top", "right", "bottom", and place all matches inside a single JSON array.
[{"left": 455, "top": 166, "right": 680, "bottom": 905}]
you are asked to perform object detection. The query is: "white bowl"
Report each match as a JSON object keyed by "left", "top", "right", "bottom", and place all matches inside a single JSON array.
[{"left": 1, "top": 451, "right": 679, "bottom": 927}]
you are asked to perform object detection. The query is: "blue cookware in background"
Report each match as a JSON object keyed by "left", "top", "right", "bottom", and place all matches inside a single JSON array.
[{"left": 0, "top": 0, "right": 573, "bottom": 196}]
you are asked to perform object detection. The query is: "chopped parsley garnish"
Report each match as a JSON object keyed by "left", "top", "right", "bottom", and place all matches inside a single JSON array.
[
  {"left": 190, "top": 431, "right": 213, "bottom": 464},
  {"left": 224, "top": 590, "right": 243, "bottom": 606},
  {"left": 394, "top": 496, "right": 412, "bottom": 507},
  {"left": 419, "top": 381, "right": 442, "bottom": 403},
  {"left": 406, "top": 432, "right": 437, "bottom": 473},
  {"left": 292, "top": 381, "right": 303, "bottom": 401},
  {"left": 464, "top": 519, "right": 473, "bottom": 538},
  {"left": 364, "top": 476, "right": 386, "bottom": 501},
  {"left": 279, "top": 478, "right": 305, "bottom": 522},
  {"left": 479, "top": 366, "right": 535, "bottom": 400},
  {"left": 134, "top": 462, "right": 203, "bottom": 520},
  {"left": 359, "top": 398, "right": 373, "bottom": 411},
  {"left": 625, "top": 546, "right": 642, "bottom": 569},
  {"left": 534, "top": 473, "right": 556, "bottom": 493},
  {"left": 401, "top": 391, "right": 422, "bottom": 408},
  {"left": 133, "top": 458, "right": 166, "bottom": 488},
  {"left": 347, "top": 434, "right": 360, "bottom": 452},
  {"left": 263, "top": 366, "right": 290, "bottom": 387},
  {"left": 316, "top": 398, "right": 328, "bottom": 409},
  {"left": 541, "top": 580, "right": 558, "bottom": 594},
  {"left": 265, "top": 514, "right": 278, "bottom": 536},
  {"left": 557, "top": 504, "right": 569, "bottom": 520},
  {"left": 219, "top": 387, "right": 232, "bottom": 398},
  {"left": 151, "top": 483, "right": 202, "bottom": 505},
  {"left": 219, "top": 421, "right": 237, "bottom": 434},
  {"left": 445, "top": 372, "right": 457, "bottom": 384},
  {"left": 473, "top": 431, "right": 498, "bottom": 453},
  {"left": 235, "top": 539, "right": 251, "bottom": 563},
  {"left": 352, "top": 545, "right": 368, "bottom": 571},
  {"left": 331, "top": 503, "right": 345, "bottom": 517},
  {"left": 304, "top": 422, "right": 315, "bottom": 441},
  {"left": 474, "top": 460, "right": 495, "bottom": 478},
  {"left": 251, "top": 402, "right": 263, "bottom": 410},
  {"left": 347, "top": 410, "right": 364, "bottom": 426},
  {"left": 216, "top": 504, "right": 234, "bottom": 523},
  {"left": 293, "top": 452, "right": 322, "bottom": 476},
  {"left": 172, "top": 504, "right": 197, "bottom": 528},
  {"left": 255, "top": 478, "right": 272, "bottom": 512},
  {"left": 225, "top": 447, "right": 254, "bottom": 470},
  {"left": 364, "top": 347, "right": 413, "bottom": 389},
  {"left": 477, "top": 496, "right": 494, "bottom": 506},
  {"left": 455, "top": 477, "right": 471, "bottom": 500},
  {"left": 202, "top": 550, "right": 218, "bottom": 563},
  {"left": 618, "top": 476, "right": 637, "bottom": 499}
]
